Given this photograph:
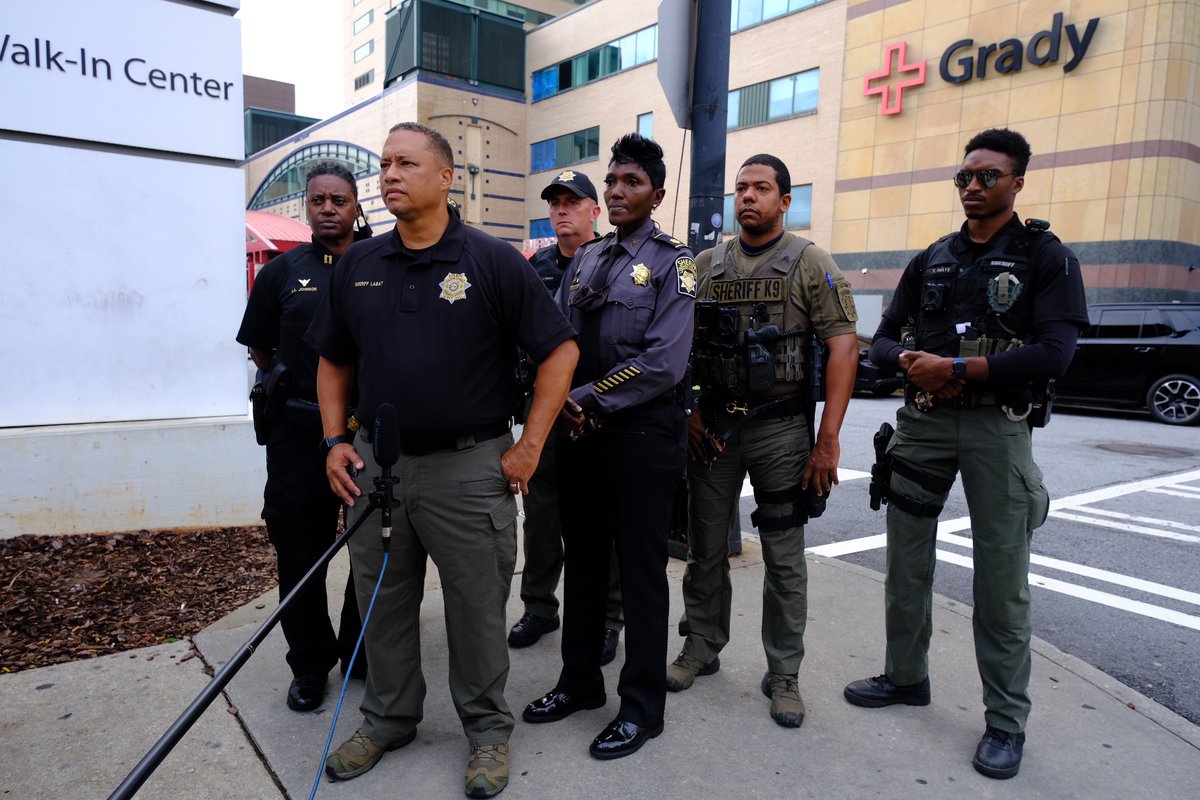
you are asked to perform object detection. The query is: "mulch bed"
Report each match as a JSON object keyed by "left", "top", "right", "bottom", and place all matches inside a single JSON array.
[{"left": 0, "top": 527, "right": 278, "bottom": 673}]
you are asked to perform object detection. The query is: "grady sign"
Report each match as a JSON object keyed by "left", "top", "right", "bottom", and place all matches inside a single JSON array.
[{"left": 864, "top": 12, "right": 1101, "bottom": 116}]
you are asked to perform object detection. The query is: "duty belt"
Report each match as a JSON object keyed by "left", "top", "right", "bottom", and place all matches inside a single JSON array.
[
  {"left": 713, "top": 394, "right": 807, "bottom": 420},
  {"left": 904, "top": 384, "right": 997, "bottom": 412},
  {"left": 362, "top": 420, "right": 511, "bottom": 456}
]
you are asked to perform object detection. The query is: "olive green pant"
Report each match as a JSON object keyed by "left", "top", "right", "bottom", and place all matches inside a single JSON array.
[
  {"left": 347, "top": 433, "right": 518, "bottom": 747},
  {"left": 680, "top": 415, "right": 810, "bottom": 675},
  {"left": 520, "top": 435, "right": 624, "bottom": 629},
  {"left": 883, "top": 403, "right": 1049, "bottom": 733}
]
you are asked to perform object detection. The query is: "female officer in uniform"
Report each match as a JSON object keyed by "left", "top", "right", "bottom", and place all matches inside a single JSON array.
[{"left": 523, "top": 133, "right": 695, "bottom": 760}]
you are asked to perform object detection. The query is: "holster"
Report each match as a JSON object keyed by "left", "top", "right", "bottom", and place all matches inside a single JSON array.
[{"left": 249, "top": 362, "right": 291, "bottom": 445}]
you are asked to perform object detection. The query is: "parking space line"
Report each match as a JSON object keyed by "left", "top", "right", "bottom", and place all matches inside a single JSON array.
[
  {"left": 936, "top": 550, "right": 1200, "bottom": 631},
  {"left": 1146, "top": 488, "right": 1200, "bottom": 500},
  {"left": 1065, "top": 506, "right": 1200, "bottom": 533},
  {"left": 1049, "top": 468, "right": 1200, "bottom": 509},
  {"left": 1048, "top": 511, "right": 1200, "bottom": 543}
]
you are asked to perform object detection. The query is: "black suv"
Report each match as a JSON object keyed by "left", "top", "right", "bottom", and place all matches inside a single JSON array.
[{"left": 1056, "top": 302, "right": 1200, "bottom": 425}]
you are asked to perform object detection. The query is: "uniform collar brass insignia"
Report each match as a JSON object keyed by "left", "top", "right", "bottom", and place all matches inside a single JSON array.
[
  {"left": 630, "top": 263, "right": 651, "bottom": 286},
  {"left": 439, "top": 272, "right": 471, "bottom": 303},
  {"left": 323, "top": 254, "right": 333, "bottom": 265}
]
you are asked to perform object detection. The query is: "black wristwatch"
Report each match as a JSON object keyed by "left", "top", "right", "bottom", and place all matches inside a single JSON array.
[
  {"left": 319, "top": 434, "right": 353, "bottom": 456},
  {"left": 952, "top": 358, "right": 967, "bottom": 380}
]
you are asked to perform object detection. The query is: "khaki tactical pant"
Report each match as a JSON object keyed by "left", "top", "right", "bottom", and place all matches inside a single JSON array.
[
  {"left": 884, "top": 403, "right": 1049, "bottom": 733},
  {"left": 680, "top": 415, "right": 811, "bottom": 675},
  {"left": 347, "top": 433, "right": 518, "bottom": 746}
]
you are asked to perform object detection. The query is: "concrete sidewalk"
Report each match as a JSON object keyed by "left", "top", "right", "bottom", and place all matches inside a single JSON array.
[{"left": 4, "top": 540, "right": 1198, "bottom": 799}]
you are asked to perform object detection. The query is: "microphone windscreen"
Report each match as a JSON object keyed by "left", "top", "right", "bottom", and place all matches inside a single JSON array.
[{"left": 373, "top": 403, "right": 401, "bottom": 468}]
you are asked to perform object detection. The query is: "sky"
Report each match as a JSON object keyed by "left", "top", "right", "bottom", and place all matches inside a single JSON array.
[{"left": 238, "top": 0, "right": 345, "bottom": 119}]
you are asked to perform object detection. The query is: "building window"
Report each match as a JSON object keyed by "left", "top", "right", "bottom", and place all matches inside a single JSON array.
[
  {"left": 637, "top": 112, "right": 653, "bottom": 139},
  {"left": 727, "top": 68, "right": 818, "bottom": 129},
  {"left": 354, "top": 0, "right": 364, "bottom": 5},
  {"left": 354, "top": 10, "right": 374, "bottom": 34},
  {"left": 248, "top": 141, "right": 382, "bottom": 210},
  {"left": 354, "top": 40, "right": 374, "bottom": 63},
  {"left": 354, "top": 69, "right": 375, "bottom": 90},
  {"left": 722, "top": 183, "right": 813, "bottom": 233},
  {"left": 732, "top": 0, "right": 821, "bottom": 31},
  {"left": 530, "top": 218, "right": 554, "bottom": 239},
  {"left": 530, "top": 127, "right": 600, "bottom": 173},
  {"left": 531, "top": 25, "right": 657, "bottom": 102}
]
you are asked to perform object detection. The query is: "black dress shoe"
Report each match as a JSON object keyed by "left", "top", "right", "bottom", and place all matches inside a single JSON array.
[
  {"left": 843, "top": 674, "right": 931, "bottom": 708},
  {"left": 507, "top": 612, "right": 560, "bottom": 648},
  {"left": 286, "top": 673, "right": 327, "bottom": 712},
  {"left": 522, "top": 689, "right": 606, "bottom": 723},
  {"left": 589, "top": 719, "right": 664, "bottom": 760},
  {"left": 973, "top": 726, "right": 1025, "bottom": 779},
  {"left": 599, "top": 628, "right": 620, "bottom": 666}
]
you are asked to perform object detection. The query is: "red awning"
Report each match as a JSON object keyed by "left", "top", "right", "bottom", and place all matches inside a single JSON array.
[{"left": 246, "top": 210, "right": 312, "bottom": 255}]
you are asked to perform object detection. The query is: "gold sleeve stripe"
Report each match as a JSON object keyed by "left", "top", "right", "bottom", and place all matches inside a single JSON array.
[{"left": 592, "top": 364, "right": 644, "bottom": 393}]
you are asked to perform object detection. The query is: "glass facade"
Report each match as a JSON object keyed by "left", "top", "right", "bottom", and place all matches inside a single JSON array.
[
  {"left": 248, "top": 142, "right": 381, "bottom": 209},
  {"left": 722, "top": 184, "right": 813, "bottom": 233},
  {"left": 385, "top": 0, "right": 525, "bottom": 94},
  {"left": 530, "top": 217, "right": 553, "bottom": 239},
  {"left": 732, "top": 0, "right": 822, "bottom": 31},
  {"left": 530, "top": 126, "right": 600, "bottom": 173},
  {"left": 728, "top": 68, "right": 818, "bottom": 129},
  {"left": 531, "top": 25, "right": 657, "bottom": 102}
]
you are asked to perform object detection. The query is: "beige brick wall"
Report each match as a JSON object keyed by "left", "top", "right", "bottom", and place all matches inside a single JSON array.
[
  {"left": 527, "top": 0, "right": 847, "bottom": 250},
  {"left": 837, "top": 0, "right": 1200, "bottom": 253}
]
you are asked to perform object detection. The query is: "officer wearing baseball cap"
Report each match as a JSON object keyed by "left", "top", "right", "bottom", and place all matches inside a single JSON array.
[{"left": 540, "top": 169, "right": 598, "bottom": 203}]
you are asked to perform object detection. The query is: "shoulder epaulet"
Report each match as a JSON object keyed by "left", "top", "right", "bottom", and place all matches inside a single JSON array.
[
  {"left": 578, "top": 233, "right": 611, "bottom": 260},
  {"left": 652, "top": 230, "right": 689, "bottom": 249}
]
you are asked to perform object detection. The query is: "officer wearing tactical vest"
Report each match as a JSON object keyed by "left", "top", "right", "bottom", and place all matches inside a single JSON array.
[
  {"left": 668, "top": 154, "right": 859, "bottom": 729},
  {"left": 844, "top": 128, "right": 1088, "bottom": 780}
]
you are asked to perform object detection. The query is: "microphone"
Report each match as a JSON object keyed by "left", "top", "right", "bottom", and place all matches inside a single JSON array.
[
  {"left": 373, "top": 403, "right": 400, "bottom": 468},
  {"left": 373, "top": 403, "right": 400, "bottom": 551}
]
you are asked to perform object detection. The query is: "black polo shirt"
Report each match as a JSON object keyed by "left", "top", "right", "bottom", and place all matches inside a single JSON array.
[
  {"left": 237, "top": 237, "right": 338, "bottom": 402},
  {"left": 305, "top": 214, "right": 576, "bottom": 444}
]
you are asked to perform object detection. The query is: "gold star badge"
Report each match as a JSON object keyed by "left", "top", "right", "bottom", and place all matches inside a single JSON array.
[
  {"left": 630, "top": 264, "right": 651, "bottom": 286},
  {"left": 439, "top": 272, "right": 471, "bottom": 303},
  {"left": 558, "top": 170, "right": 576, "bottom": 182}
]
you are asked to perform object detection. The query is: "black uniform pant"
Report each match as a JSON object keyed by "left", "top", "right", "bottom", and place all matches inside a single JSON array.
[
  {"left": 555, "top": 398, "right": 686, "bottom": 728},
  {"left": 263, "top": 423, "right": 364, "bottom": 678}
]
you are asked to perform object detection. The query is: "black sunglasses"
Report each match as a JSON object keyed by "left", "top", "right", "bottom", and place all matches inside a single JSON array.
[{"left": 953, "top": 169, "right": 1014, "bottom": 190}]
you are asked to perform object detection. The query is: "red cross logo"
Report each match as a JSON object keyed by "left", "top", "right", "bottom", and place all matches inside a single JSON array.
[{"left": 864, "top": 41, "right": 927, "bottom": 116}]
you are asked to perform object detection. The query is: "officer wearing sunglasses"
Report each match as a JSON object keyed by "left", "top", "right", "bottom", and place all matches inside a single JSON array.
[{"left": 844, "top": 129, "right": 1088, "bottom": 781}]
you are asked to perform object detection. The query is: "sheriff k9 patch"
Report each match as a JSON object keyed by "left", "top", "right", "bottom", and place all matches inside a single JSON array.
[
  {"left": 675, "top": 256, "right": 698, "bottom": 297},
  {"left": 439, "top": 273, "right": 471, "bottom": 303}
]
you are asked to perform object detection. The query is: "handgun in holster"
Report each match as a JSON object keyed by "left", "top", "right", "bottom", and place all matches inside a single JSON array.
[
  {"left": 250, "top": 361, "right": 291, "bottom": 445},
  {"left": 868, "top": 422, "right": 895, "bottom": 511}
]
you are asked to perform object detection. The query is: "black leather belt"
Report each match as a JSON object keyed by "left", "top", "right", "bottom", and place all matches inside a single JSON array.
[
  {"left": 713, "top": 394, "right": 807, "bottom": 420},
  {"left": 905, "top": 384, "right": 997, "bottom": 412},
  {"left": 363, "top": 420, "right": 511, "bottom": 456}
]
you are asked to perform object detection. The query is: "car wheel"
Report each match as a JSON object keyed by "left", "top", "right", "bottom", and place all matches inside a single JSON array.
[{"left": 1145, "top": 373, "right": 1200, "bottom": 425}]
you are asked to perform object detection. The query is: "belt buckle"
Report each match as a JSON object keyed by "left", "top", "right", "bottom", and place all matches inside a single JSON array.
[{"left": 914, "top": 391, "right": 935, "bottom": 412}]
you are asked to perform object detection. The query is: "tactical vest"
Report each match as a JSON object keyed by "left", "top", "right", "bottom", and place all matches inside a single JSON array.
[
  {"left": 912, "top": 222, "right": 1056, "bottom": 359},
  {"left": 694, "top": 234, "right": 812, "bottom": 396}
]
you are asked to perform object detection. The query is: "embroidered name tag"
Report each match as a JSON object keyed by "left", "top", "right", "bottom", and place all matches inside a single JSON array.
[{"left": 708, "top": 277, "right": 785, "bottom": 303}]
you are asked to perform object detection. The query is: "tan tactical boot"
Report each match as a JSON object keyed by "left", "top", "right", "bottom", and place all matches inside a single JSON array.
[
  {"left": 761, "top": 672, "right": 806, "bottom": 728},
  {"left": 465, "top": 742, "right": 509, "bottom": 798},
  {"left": 665, "top": 652, "right": 720, "bottom": 691},
  {"left": 325, "top": 728, "right": 415, "bottom": 780}
]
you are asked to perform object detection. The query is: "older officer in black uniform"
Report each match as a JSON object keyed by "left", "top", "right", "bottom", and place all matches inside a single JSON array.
[
  {"left": 307, "top": 122, "right": 578, "bottom": 799},
  {"left": 509, "top": 170, "right": 624, "bottom": 664},
  {"left": 844, "top": 128, "right": 1087, "bottom": 780},
  {"left": 236, "top": 161, "right": 366, "bottom": 712},
  {"left": 523, "top": 133, "right": 694, "bottom": 761}
]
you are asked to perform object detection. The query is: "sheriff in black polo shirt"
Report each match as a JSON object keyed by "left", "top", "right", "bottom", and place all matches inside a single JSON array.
[{"left": 305, "top": 123, "right": 577, "bottom": 798}]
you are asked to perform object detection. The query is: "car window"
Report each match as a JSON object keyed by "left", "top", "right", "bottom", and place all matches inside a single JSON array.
[
  {"left": 1090, "top": 309, "right": 1144, "bottom": 338},
  {"left": 1162, "top": 308, "right": 1200, "bottom": 333}
]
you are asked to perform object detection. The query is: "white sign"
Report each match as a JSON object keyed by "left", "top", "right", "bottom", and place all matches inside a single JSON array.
[
  {"left": 0, "top": 0, "right": 242, "bottom": 160},
  {"left": 0, "top": 139, "right": 248, "bottom": 427}
]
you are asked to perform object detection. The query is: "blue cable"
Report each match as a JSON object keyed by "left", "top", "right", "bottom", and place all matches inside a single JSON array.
[{"left": 307, "top": 549, "right": 389, "bottom": 800}]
